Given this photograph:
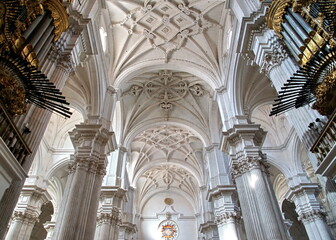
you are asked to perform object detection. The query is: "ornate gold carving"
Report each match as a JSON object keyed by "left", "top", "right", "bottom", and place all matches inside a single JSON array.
[
  {"left": 43, "top": 0, "right": 69, "bottom": 41},
  {"left": 266, "top": 0, "right": 292, "bottom": 38},
  {"left": 0, "top": 65, "right": 26, "bottom": 116},
  {"left": 313, "top": 70, "right": 336, "bottom": 116}
]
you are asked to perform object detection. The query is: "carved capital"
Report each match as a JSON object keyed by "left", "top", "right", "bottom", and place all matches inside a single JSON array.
[
  {"left": 97, "top": 208, "right": 121, "bottom": 226},
  {"left": 57, "top": 54, "right": 74, "bottom": 74},
  {"left": 68, "top": 157, "right": 106, "bottom": 175},
  {"left": 231, "top": 156, "right": 269, "bottom": 179},
  {"left": 215, "top": 211, "right": 241, "bottom": 225},
  {"left": 298, "top": 209, "right": 326, "bottom": 222},
  {"left": 260, "top": 41, "right": 288, "bottom": 74},
  {"left": 12, "top": 211, "right": 39, "bottom": 224}
]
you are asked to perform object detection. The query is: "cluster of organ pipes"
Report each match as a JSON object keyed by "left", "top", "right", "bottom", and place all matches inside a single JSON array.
[
  {"left": 268, "top": 0, "right": 336, "bottom": 116},
  {"left": 0, "top": 0, "right": 71, "bottom": 118}
]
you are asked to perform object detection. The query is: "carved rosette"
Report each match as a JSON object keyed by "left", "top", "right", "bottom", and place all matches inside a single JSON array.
[
  {"left": 298, "top": 209, "right": 326, "bottom": 223},
  {"left": 231, "top": 156, "right": 269, "bottom": 179},
  {"left": 215, "top": 212, "right": 241, "bottom": 225},
  {"left": 12, "top": 211, "right": 39, "bottom": 225}
]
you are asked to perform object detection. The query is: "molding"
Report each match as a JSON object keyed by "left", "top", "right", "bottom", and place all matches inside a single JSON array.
[{"left": 206, "top": 185, "right": 236, "bottom": 201}]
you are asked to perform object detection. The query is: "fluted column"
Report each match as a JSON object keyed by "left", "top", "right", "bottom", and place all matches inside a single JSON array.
[
  {"left": 95, "top": 187, "right": 125, "bottom": 240},
  {"left": 5, "top": 186, "right": 49, "bottom": 240},
  {"left": 223, "top": 124, "right": 289, "bottom": 240},
  {"left": 52, "top": 123, "right": 114, "bottom": 240},
  {"left": 286, "top": 174, "right": 333, "bottom": 240}
]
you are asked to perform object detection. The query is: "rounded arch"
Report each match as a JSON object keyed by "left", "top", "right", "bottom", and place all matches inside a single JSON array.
[
  {"left": 138, "top": 187, "right": 199, "bottom": 215},
  {"left": 131, "top": 160, "right": 204, "bottom": 188},
  {"left": 113, "top": 61, "right": 220, "bottom": 91},
  {"left": 45, "top": 156, "right": 71, "bottom": 181},
  {"left": 291, "top": 135, "right": 309, "bottom": 175},
  {"left": 266, "top": 155, "right": 292, "bottom": 179},
  {"left": 123, "top": 119, "right": 211, "bottom": 150}
]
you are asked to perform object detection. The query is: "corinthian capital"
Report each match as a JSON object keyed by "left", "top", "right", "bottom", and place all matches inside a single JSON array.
[
  {"left": 231, "top": 155, "right": 269, "bottom": 179},
  {"left": 12, "top": 211, "right": 39, "bottom": 224},
  {"left": 298, "top": 209, "right": 326, "bottom": 223},
  {"left": 215, "top": 211, "right": 241, "bottom": 225}
]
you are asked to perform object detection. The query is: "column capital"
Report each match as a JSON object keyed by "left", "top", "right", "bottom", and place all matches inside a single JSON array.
[
  {"left": 221, "top": 124, "right": 266, "bottom": 154},
  {"left": 69, "top": 158, "right": 107, "bottom": 175},
  {"left": 215, "top": 211, "right": 241, "bottom": 225},
  {"left": 12, "top": 211, "right": 39, "bottom": 224},
  {"left": 231, "top": 155, "right": 269, "bottom": 179},
  {"left": 96, "top": 209, "right": 121, "bottom": 226},
  {"left": 298, "top": 209, "right": 326, "bottom": 223},
  {"left": 56, "top": 54, "right": 74, "bottom": 74}
]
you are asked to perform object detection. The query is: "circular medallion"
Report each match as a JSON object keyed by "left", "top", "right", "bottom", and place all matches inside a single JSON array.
[
  {"left": 164, "top": 198, "right": 174, "bottom": 205},
  {"left": 158, "top": 220, "right": 179, "bottom": 240}
]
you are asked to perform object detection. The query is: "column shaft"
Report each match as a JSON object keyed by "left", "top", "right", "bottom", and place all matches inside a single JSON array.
[{"left": 52, "top": 123, "right": 113, "bottom": 240}]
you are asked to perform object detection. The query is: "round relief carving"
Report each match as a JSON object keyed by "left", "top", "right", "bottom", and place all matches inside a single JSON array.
[{"left": 164, "top": 198, "right": 174, "bottom": 205}]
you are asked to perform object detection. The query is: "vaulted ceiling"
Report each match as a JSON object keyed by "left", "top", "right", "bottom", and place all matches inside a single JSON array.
[{"left": 105, "top": 0, "right": 230, "bottom": 87}]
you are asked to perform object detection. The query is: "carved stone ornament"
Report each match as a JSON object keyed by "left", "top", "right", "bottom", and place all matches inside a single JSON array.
[
  {"left": 215, "top": 212, "right": 241, "bottom": 225},
  {"left": 113, "top": 0, "right": 221, "bottom": 57},
  {"left": 260, "top": 41, "right": 288, "bottom": 74},
  {"left": 298, "top": 209, "right": 326, "bottom": 222},
  {"left": 164, "top": 198, "right": 174, "bottom": 205},
  {"left": 231, "top": 156, "right": 269, "bottom": 179},
  {"left": 97, "top": 209, "right": 121, "bottom": 226},
  {"left": 127, "top": 70, "right": 204, "bottom": 111},
  {"left": 12, "top": 211, "right": 39, "bottom": 224}
]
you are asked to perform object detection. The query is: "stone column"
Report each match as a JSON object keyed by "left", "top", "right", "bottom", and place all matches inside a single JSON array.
[
  {"left": 95, "top": 187, "right": 125, "bottom": 240},
  {"left": 52, "top": 123, "right": 114, "bottom": 240},
  {"left": 223, "top": 124, "right": 289, "bottom": 240},
  {"left": 286, "top": 174, "right": 333, "bottom": 240},
  {"left": 199, "top": 222, "right": 219, "bottom": 240},
  {"left": 205, "top": 145, "right": 244, "bottom": 240},
  {"left": 118, "top": 222, "right": 137, "bottom": 240},
  {"left": 5, "top": 185, "right": 49, "bottom": 240},
  {"left": 44, "top": 221, "right": 55, "bottom": 240},
  {"left": 208, "top": 186, "right": 244, "bottom": 240}
]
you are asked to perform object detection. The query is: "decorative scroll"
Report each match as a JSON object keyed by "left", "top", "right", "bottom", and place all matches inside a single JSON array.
[
  {"left": 43, "top": 0, "right": 69, "bottom": 41},
  {"left": 266, "top": 0, "right": 291, "bottom": 38}
]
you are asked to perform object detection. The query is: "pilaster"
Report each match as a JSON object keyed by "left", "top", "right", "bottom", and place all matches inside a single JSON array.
[
  {"left": 199, "top": 221, "right": 219, "bottom": 240},
  {"left": 286, "top": 174, "right": 333, "bottom": 240},
  {"left": 95, "top": 187, "right": 126, "bottom": 240},
  {"left": 207, "top": 185, "right": 244, "bottom": 240},
  {"left": 5, "top": 185, "right": 50, "bottom": 240}
]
